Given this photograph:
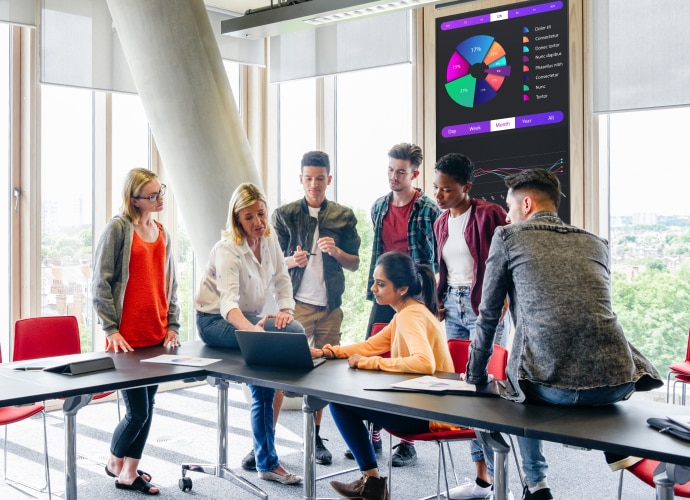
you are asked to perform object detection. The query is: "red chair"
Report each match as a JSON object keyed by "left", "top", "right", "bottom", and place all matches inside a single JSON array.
[
  {"left": 14, "top": 316, "right": 119, "bottom": 414},
  {"left": 0, "top": 344, "right": 51, "bottom": 496},
  {"left": 617, "top": 458, "right": 690, "bottom": 498},
  {"left": 667, "top": 327, "right": 690, "bottom": 404},
  {"left": 385, "top": 339, "right": 509, "bottom": 499},
  {"left": 370, "top": 322, "right": 390, "bottom": 357}
]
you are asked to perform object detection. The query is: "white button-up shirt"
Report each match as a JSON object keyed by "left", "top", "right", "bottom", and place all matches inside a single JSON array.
[{"left": 195, "top": 230, "right": 295, "bottom": 319}]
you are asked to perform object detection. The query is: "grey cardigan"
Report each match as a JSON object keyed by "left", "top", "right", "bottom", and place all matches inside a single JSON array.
[
  {"left": 467, "top": 212, "right": 662, "bottom": 402},
  {"left": 92, "top": 215, "right": 180, "bottom": 336}
]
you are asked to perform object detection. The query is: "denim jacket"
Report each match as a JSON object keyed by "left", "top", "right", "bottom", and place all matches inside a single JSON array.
[
  {"left": 367, "top": 189, "right": 440, "bottom": 300},
  {"left": 467, "top": 212, "right": 662, "bottom": 402},
  {"left": 272, "top": 198, "right": 360, "bottom": 311}
]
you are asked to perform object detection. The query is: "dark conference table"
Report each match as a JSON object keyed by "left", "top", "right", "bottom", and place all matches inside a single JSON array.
[
  {"left": 3, "top": 341, "right": 690, "bottom": 499},
  {"left": 178, "top": 342, "right": 690, "bottom": 499}
]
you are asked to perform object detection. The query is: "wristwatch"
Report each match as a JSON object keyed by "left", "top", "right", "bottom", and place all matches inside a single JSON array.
[{"left": 282, "top": 308, "right": 295, "bottom": 315}]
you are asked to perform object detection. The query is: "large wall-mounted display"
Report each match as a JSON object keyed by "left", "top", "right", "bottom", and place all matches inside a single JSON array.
[{"left": 436, "top": 0, "right": 570, "bottom": 221}]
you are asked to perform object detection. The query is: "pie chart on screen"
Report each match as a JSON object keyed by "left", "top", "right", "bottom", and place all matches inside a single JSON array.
[{"left": 445, "top": 35, "right": 511, "bottom": 108}]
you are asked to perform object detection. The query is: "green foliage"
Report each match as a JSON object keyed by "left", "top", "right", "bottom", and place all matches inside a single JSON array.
[
  {"left": 78, "top": 226, "right": 92, "bottom": 248},
  {"left": 79, "top": 322, "right": 93, "bottom": 352},
  {"left": 646, "top": 259, "right": 668, "bottom": 273},
  {"left": 612, "top": 267, "right": 690, "bottom": 375},
  {"left": 340, "top": 207, "right": 374, "bottom": 344}
]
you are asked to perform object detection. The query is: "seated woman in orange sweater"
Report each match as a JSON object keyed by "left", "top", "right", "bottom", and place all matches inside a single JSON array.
[{"left": 311, "top": 251, "right": 454, "bottom": 500}]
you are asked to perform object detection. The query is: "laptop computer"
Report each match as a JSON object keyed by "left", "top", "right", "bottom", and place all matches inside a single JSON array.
[{"left": 235, "top": 330, "right": 327, "bottom": 371}]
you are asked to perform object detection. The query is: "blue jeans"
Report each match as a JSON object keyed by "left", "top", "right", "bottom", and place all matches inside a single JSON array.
[
  {"left": 329, "top": 403, "right": 429, "bottom": 472},
  {"left": 110, "top": 385, "right": 158, "bottom": 460},
  {"left": 195, "top": 311, "right": 305, "bottom": 472},
  {"left": 444, "top": 287, "right": 506, "bottom": 346},
  {"left": 485, "top": 381, "right": 636, "bottom": 486}
]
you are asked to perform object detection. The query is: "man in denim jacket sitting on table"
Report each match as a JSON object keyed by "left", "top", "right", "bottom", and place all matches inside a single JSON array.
[{"left": 466, "top": 168, "right": 662, "bottom": 500}]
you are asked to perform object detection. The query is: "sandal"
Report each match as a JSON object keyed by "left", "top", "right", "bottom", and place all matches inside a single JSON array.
[
  {"left": 115, "top": 476, "right": 160, "bottom": 495},
  {"left": 105, "top": 465, "right": 152, "bottom": 482}
]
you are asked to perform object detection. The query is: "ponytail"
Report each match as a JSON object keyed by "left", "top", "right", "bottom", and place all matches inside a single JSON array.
[{"left": 415, "top": 264, "right": 438, "bottom": 316}]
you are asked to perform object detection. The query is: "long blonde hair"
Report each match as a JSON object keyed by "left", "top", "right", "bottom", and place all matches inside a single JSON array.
[
  {"left": 120, "top": 168, "right": 158, "bottom": 224},
  {"left": 223, "top": 182, "right": 271, "bottom": 245}
]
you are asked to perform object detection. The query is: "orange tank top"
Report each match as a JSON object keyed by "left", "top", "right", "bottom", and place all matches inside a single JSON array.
[{"left": 119, "top": 226, "right": 168, "bottom": 348}]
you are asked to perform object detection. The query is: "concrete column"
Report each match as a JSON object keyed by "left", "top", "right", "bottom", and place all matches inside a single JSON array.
[{"left": 105, "top": 0, "right": 261, "bottom": 259}]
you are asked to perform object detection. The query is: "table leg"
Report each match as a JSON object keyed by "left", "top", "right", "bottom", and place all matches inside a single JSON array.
[
  {"left": 476, "top": 430, "right": 511, "bottom": 500},
  {"left": 303, "top": 395, "right": 329, "bottom": 500},
  {"left": 180, "top": 378, "right": 267, "bottom": 499},
  {"left": 63, "top": 394, "right": 93, "bottom": 500}
]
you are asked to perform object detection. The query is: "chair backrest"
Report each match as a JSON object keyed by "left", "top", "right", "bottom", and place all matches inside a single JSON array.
[
  {"left": 13, "top": 315, "right": 82, "bottom": 362},
  {"left": 685, "top": 327, "right": 690, "bottom": 363},
  {"left": 370, "top": 322, "right": 390, "bottom": 358},
  {"left": 448, "top": 339, "right": 508, "bottom": 379}
]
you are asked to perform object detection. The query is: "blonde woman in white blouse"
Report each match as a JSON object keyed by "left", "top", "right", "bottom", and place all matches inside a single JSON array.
[{"left": 195, "top": 182, "right": 305, "bottom": 486}]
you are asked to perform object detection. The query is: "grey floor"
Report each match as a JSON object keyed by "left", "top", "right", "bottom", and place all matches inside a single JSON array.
[{"left": 0, "top": 381, "right": 669, "bottom": 499}]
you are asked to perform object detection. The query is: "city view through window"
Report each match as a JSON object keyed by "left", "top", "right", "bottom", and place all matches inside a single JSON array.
[{"left": 608, "top": 106, "right": 690, "bottom": 374}]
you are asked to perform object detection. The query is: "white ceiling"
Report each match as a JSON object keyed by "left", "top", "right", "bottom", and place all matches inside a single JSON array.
[{"left": 204, "top": 0, "right": 260, "bottom": 15}]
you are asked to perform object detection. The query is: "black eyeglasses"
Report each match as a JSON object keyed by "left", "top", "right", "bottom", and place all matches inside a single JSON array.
[{"left": 134, "top": 184, "right": 166, "bottom": 202}]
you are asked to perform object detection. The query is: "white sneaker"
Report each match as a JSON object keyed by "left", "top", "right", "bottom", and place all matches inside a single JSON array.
[{"left": 445, "top": 480, "right": 492, "bottom": 499}]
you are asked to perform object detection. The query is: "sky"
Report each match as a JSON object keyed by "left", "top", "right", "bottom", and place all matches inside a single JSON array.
[{"left": 608, "top": 106, "right": 690, "bottom": 217}]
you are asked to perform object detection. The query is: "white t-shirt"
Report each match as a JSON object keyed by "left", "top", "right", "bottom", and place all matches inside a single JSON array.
[
  {"left": 441, "top": 207, "right": 474, "bottom": 287},
  {"left": 295, "top": 206, "right": 328, "bottom": 306}
]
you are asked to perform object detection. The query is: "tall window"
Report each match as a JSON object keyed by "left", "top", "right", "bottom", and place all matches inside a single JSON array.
[
  {"left": 335, "top": 64, "right": 412, "bottom": 210},
  {"left": 40, "top": 85, "right": 94, "bottom": 348},
  {"left": 276, "top": 63, "right": 414, "bottom": 343},
  {"left": 335, "top": 64, "right": 413, "bottom": 341},
  {"left": 278, "top": 79, "right": 317, "bottom": 205},
  {"left": 0, "top": 24, "right": 10, "bottom": 352},
  {"left": 111, "top": 93, "right": 150, "bottom": 214},
  {"left": 605, "top": 106, "right": 690, "bottom": 374}
]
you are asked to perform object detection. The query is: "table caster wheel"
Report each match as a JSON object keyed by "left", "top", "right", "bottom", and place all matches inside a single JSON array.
[{"left": 179, "top": 476, "right": 193, "bottom": 491}]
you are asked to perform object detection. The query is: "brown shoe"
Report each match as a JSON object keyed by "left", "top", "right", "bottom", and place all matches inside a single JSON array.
[{"left": 330, "top": 475, "right": 388, "bottom": 500}]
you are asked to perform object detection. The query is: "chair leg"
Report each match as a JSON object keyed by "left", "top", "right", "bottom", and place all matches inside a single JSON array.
[
  {"left": 3, "top": 425, "right": 7, "bottom": 481},
  {"left": 507, "top": 435, "right": 525, "bottom": 488},
  {"left": 116, "top": 390, "right": 122, "bottom": 420},
  {"left": 388, "top": 434, "right": 393, "bottom": 496},
  {"left": 3, "top": 411, "right": 51, "bottom": 497},
  {"left": 41, "top": 410, "right": 52, "bottom": 497},
  {"left": 438, "top": 442, "right": 451, "bottom": 500},
  {"left": 667, "top": 372, "right": 673, "bottom": 403},
  {"left": 444, "top": 442, "right": 459, "bottom": 486},
  {"left": 617, "top": 469, "right": 624, "bottom": 500}
]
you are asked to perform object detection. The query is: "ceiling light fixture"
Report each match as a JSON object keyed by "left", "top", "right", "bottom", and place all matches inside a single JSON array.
[
  {"left": 303, "top": 0, "right": 438, "bottom": 26},
  {"left": 221, "top": 0, "right": 442, "bottom": 39}
]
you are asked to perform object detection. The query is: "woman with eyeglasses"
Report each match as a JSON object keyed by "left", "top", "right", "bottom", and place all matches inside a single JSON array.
[
  {"left": 195, "top": 182, "right": 305, "bottom": 486},
  {"left": 92, "top": 168, "right": 179, "bottom": 496}
]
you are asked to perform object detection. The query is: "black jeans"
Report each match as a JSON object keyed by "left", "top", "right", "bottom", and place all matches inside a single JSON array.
[{"left": 110, "top": 385, "right": 158, "bottom": 459}]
